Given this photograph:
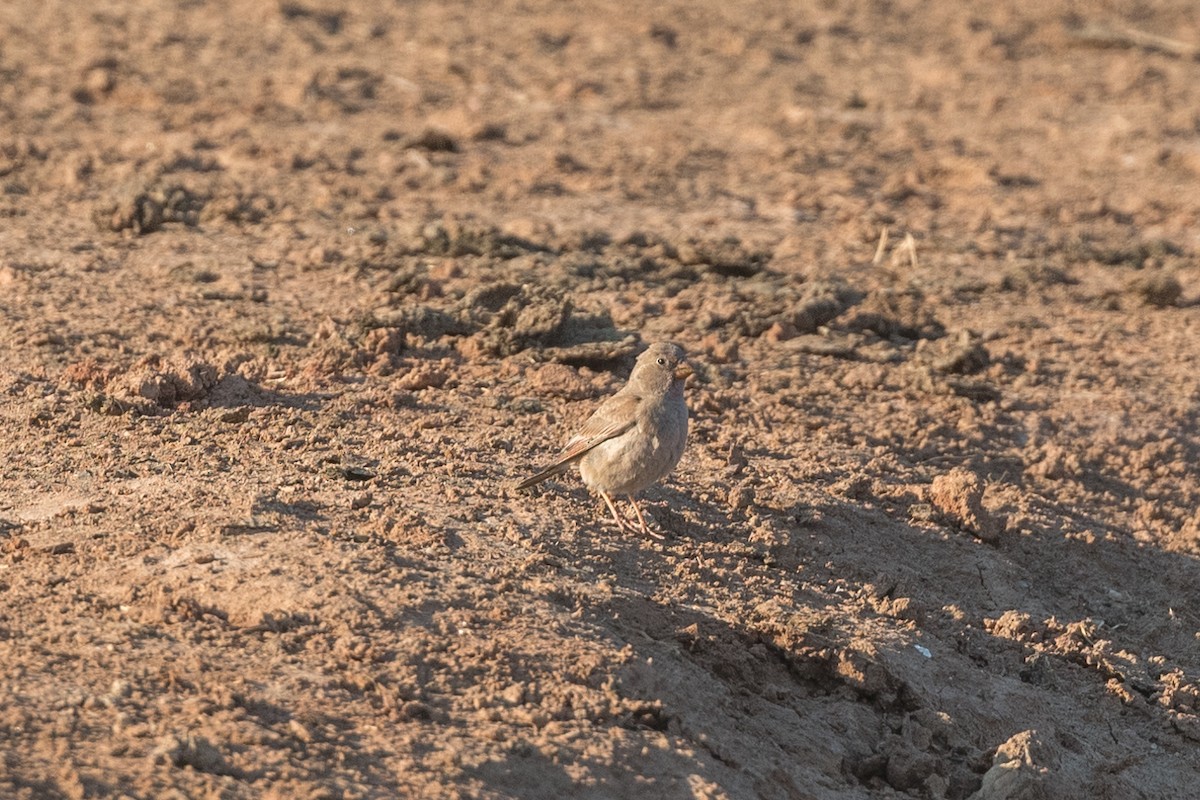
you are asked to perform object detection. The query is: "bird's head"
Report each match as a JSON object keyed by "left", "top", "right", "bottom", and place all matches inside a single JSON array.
[{"left": 631, "top": 342, "right": 690, "bottom": 394}]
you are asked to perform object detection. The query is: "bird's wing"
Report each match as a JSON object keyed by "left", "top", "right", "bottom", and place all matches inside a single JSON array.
[{"left": 513, "top": 393, "right": 640, "bottom": 490}]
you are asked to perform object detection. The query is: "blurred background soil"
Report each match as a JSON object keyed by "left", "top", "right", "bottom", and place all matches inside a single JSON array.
[{"left": 1, "top": 1, "right": 1199, "bottom": 797}]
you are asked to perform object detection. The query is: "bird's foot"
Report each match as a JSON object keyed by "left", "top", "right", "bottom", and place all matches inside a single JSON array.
[
  {"left": 599, "top": 490, "right": 636, "bottom": 534},
  {"left": 638, "top": 524, "right": 666, "bottom": 541},
  {"left": 628, "top": 500, "right": 666, "bottom": 540},
  {"left": 613, "top": 517, "right": 644, "bottom": 535}
]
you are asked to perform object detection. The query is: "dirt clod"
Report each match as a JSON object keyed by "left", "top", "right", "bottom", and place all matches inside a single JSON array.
[
  {"left": 109, "top": 354, "right": 219, "bottom": 411},
  {"left": 1127, "top": 273, "right": 1183, "bottom": 308},
  {"left": 971, "top": 730, "right": 1053, "bottom": 800},
  {"left": 929, "top": 469, "right": 1004, "bottom": 541},
  {"left": 152, "top": 734, "right": 235, "bottom": 776},
  {"left": 93, "top": 184, "right": 206, "bottom": 235}
]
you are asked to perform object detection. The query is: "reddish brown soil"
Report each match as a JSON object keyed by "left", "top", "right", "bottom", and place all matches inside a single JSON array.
[{"left": 2, "top": 2, "right": 1200, "bottom": 798}]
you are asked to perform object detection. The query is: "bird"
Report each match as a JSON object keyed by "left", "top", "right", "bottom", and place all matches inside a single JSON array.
[{"left": 514, "top": 342, "right": 691, "bottom": 536}]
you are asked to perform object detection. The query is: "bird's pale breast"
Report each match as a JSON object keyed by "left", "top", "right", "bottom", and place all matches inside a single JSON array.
[{"left": 579, "top": 391, "right": 687, "bottom": 496}]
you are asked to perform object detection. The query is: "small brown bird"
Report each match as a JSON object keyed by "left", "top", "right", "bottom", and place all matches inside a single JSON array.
[{"left": 515, "top": 342, "right": 691, "bottom": 536}]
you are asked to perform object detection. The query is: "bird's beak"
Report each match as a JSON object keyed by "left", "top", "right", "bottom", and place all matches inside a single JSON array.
[{"left": 674, "top": 363, "right": 693, "bottom": 380}]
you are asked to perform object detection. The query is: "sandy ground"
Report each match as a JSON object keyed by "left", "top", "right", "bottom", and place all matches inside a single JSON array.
[{"left": 2, "top": 1, "right": 1200, "bottom": 798}]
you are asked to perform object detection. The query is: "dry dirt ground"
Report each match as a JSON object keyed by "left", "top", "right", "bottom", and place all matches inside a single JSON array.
[{"left": 2, "top": 1, "right": 1200, "bottom": 798}]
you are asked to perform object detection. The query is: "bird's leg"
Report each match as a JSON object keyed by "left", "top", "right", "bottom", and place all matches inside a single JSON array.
[
  {"left": 628, "top": 497, "right": 665, "bottom": 540},
  {"left": 598, "top": 490, "right": 634, "bottom": 532}
]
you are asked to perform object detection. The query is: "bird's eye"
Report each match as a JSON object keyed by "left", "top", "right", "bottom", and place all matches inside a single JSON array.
[{"left": 656, "top": 357, "right": 666, "bottom": 366}]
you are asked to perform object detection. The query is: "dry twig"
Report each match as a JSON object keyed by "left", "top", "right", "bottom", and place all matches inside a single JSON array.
[{"left": 1068, "top": 22, "right": 1200, "bottom": 60}]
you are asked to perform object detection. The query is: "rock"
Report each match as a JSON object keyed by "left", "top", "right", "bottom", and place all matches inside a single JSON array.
[
  {"left": 152, "top": 733, "right": 235, "bottom": 776},
  {"left": 1027, "top": 444, "right": 1081, "bottom": 480},
  {"left": 929, "top": 469, "right": 1004, "bottom": 541},
  {"left": 968, "top": 730, "right": 1054, "bottom": 800},
  {"left": 885, "top": 747, "right": 937, "bottom": 791},
  {"left": 674, "top": 236, "right": 769, "bottom": 277},
  {"left": 764, "top": 320, "right": 797, "bottom": 343},
  {"left": 93, "top": 183, "right": 206, "bottom": 235},
  {"left": 726, "top": 483, "right": 755, "bottom": 511},
  {"left": 395, "top": 362, "right": 449, "bottom": 391},
  {"left": 788, "top": 282, "right": 858, "bottom": 334},
  {"left": 1127, "top": 273, "right": 1182, "bottom": 308},
  {"left": 460, "top": 284, "right": 574, "bottom": 357},
  {"left": 933, "top": 330, "right": 990, "bottom": 375},
  {"left": 833, "top": 643, "right": 906, "bottom": 709},
  {"left": 405, "top": 128, "right": 460, "bottom": 153},
  {"left": 110, "top": 353, "right": 219, "bottom": 411},
  {"left": 844, "top": 287, "right": 945, "bottom": 340},
  {"left": 986, "top": 610, "right": 1043, "bottom": 643}
]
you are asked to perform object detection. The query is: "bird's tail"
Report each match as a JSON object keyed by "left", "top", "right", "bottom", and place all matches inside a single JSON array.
[{"left": 512, "top": 462, "right": 568, "bottom": 491}]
